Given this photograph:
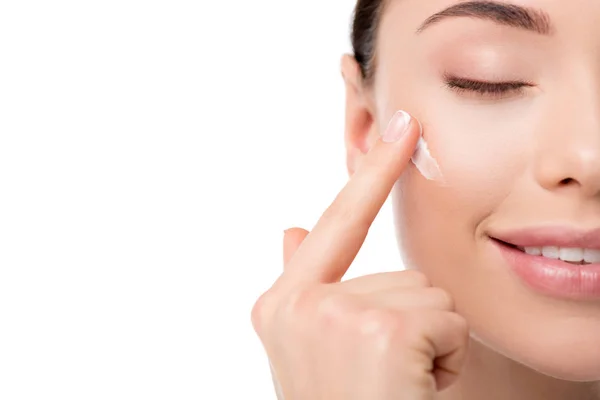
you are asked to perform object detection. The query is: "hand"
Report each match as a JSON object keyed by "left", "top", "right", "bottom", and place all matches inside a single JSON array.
[{"left": 252, "top": 111, "right": 469, "bottom": 400}]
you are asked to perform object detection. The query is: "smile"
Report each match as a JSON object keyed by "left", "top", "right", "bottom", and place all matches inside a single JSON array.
[
  {"left": 513, "top": 246, "right": 600, "bottom": 265},
  {"left": 488, "top": 226, "right": 600, "bottom": 300}
]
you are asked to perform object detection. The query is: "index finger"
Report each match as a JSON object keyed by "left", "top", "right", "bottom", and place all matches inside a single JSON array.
[{"left": 284, "top": 110, "right": 422, "bottom": 285}]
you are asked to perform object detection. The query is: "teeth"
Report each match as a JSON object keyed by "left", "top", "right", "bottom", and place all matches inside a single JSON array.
[
  {"left": 559, "top": 247, "right": 583, "bottom": 262},
  {"left": 585, "top": 249, "right": 600, "bottom": 263},
  {"left": 525, "top": 247, "right": 542, "bottom": 256},
  {"left": 522, "top": 246, "right": 600, "bottom": 264},
  {"left": 542, "top": 246, "right": 559, "bottom": 259}
]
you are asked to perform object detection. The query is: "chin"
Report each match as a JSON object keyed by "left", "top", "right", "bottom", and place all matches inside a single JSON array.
[{"left": 473, "top": 317, "right": 600, "bottom": 382}]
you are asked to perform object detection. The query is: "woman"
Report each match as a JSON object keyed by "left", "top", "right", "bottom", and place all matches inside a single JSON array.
[{"left": 252, "top": 0, "right": 600, "bottom": 398}]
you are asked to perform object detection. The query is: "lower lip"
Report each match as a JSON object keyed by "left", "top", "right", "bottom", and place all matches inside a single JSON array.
[{"left": 492, "top": 239, "right": 600, "bottom": 300}]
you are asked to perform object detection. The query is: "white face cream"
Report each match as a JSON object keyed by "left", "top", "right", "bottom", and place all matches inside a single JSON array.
[{"left": 411, "top": 120, "right": 444, "bottom": 182}]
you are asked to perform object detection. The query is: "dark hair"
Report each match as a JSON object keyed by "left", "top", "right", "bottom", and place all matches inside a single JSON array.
[{"left": 351, "top": 0, "right": 387, "bottom": 83}]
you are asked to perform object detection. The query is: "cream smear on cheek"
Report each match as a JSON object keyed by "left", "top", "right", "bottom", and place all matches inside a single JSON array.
[{"left": 411, "top": 118, "right": 444, "bottom": 182}]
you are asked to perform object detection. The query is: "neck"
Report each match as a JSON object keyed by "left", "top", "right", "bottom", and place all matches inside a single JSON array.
[{"left": 437, "top": 338, "right": 600, "bottom": 400}]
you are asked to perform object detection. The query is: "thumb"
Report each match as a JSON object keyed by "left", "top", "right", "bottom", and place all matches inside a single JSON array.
[{"left": 283, "top": 227, "right": 309, "bottom": 268}]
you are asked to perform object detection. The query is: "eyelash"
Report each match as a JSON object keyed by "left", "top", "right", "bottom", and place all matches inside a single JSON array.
[{"left": 444, "top": 75, "right": 533, "bottom": 99}]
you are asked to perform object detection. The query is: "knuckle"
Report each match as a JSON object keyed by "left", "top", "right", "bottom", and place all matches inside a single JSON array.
[
  {"left": 251, "top": 290, "right": 276, "bottom": 332},
  {"left": 321, "top": 197, "right": 370, "bottom": 233},
  {"left": 251, "top": 290, "right": 275, "bottom": 332},
  {"left": 282, "top": 286, "right": 321, "bottom": 319},
  {"left": 316, "top": 293, "right": 356, "bottom": 326},
  {"left": 322, "top": 202, "right": 354, "bottom": 227},
  {"left": 358, "top": 155, "right": 383, "bottom": 177},
  {"left": 358, "top": 309, "right": 404, "bottom": 340},
  {"left": 321, "top": 200, "right": 342, "bottom": 223}
]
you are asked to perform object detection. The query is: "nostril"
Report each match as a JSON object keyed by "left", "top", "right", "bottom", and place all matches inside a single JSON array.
[{"left": 560, "top": 178, "right": 575, "bottom": 185}]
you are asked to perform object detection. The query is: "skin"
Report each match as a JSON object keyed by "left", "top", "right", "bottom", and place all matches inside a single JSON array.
[
  {"left": 253, "top": 117, "right": 470, "bottom": 399},
  {"left": 252, "top": 0, "right": 600, "bottom": 399},
  {"left": 343, "top": 0, "right": 600, "bottom": 398}
]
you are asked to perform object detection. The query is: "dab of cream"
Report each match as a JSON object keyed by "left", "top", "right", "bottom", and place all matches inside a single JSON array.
[{"left": 411, "top": 120, "right": 444, "bottom": 182}]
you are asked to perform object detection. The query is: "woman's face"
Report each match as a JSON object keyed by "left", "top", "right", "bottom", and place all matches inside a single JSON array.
[{"left": 346, "top": 0, "right": 600, "bottom": 381}]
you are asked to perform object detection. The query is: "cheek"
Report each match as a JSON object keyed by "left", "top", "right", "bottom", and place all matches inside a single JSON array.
[
  {"left": 390, "top": 98, "right": 536, "bottom": 274},
  {"left": 392, "top": 111, "right": 600, "bottom": 381},
  {"left": 424, "top": 99, "right": 533, "bottom": 193},
  {"left": 380, "top": 68, "right": 537, "bottom": 197}
]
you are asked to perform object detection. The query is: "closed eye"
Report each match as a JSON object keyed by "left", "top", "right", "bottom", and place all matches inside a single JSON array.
[{"left": 444, "top": 75, "right": 534, "bottom": 99}]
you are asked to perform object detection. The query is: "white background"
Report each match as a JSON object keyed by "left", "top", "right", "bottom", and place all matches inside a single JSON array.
[{"left": 0, "top": 1, "right": 403, "bottom": 399}]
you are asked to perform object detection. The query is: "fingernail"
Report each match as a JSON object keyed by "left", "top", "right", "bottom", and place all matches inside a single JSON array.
[{"left": 381, "top": 110, "right": 411, "bottom": 143}]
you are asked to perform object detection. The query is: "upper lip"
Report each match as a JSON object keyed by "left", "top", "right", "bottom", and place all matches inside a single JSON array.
[{"left": 489, "top": 226, "right": 600, "bottom": 249}]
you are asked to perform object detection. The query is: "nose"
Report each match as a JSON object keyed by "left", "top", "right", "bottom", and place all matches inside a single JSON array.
[{"left": 534, "top": 99, "right": 600, "bottom": 198}]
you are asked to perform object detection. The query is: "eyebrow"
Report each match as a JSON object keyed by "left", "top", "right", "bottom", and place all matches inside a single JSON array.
[{"left": 416, "top": 1, "right": 553, "bottom": 35}]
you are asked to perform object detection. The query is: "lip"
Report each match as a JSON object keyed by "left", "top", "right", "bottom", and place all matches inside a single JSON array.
[
  {"left": 489, "top": 227, "right": 600, "bottom": 300},
  {"left": 490, "top": 226, "right": 600, "bottom": 249}
]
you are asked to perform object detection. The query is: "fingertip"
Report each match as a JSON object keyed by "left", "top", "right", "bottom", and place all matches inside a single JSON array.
[
  {"left": 380, "top": 110, "right": 421, "bottom": 144},
  {"left": 283, "top": 227, "right": 310, "bottom": 266},
  {"left": 360, "top": 111, "right": 421, "bottom": 179},
  {"left": 284, "top": 227, "right": 309, "bottom": 238}
]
